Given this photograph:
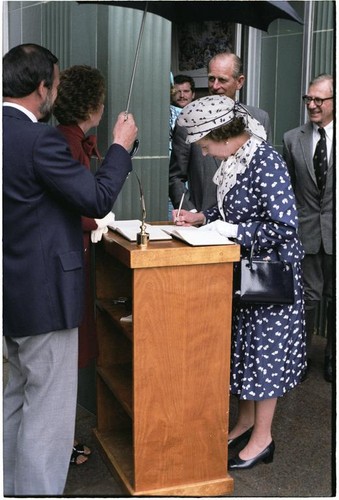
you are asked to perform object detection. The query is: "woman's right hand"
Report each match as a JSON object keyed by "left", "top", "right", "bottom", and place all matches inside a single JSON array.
[
  {"left": 172, "top": 209, "right": 205, "bottom": 226},
  {"left": 112, "top": 112, "right": 138, "bottom": 152}
]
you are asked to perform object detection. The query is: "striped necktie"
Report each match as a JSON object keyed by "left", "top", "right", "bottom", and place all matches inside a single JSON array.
[{"left": 313, "top": 127, "right": 327, "bottom": 192}]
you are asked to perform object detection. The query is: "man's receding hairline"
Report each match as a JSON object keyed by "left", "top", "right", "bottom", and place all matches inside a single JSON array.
[{"left": 208, "top": 52, "right": 243, "bottom": 80}]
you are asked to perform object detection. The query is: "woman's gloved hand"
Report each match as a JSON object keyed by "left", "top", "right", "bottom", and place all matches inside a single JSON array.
[
  {"left": 91, "top": 226, "right": 108, "bottom": 243},
  {"left": 91, "top": 211, "right": 115, "bottom": 243},
  {"left": 199, "top": 219, "right": 238, "bottom": 238},
  {"left": 94, "top": 211, "right": 115, "bottom": 229}
]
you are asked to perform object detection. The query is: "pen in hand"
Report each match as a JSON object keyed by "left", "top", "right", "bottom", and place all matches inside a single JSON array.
[{"left": 174, "top": 192, "right": 185, "bottom": 224}]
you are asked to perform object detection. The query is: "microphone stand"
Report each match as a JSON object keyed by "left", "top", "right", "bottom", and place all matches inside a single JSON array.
[
  {"left": 135, "top": 173, "right": 149, "bottom": 248},
  {"left": 126, "top": 4, "right": 148, "bottom": 245}
]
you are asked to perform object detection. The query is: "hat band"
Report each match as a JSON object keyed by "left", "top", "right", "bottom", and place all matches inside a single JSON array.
[{"left": 185, "top": 101, "right": 251, "bottom": 139}]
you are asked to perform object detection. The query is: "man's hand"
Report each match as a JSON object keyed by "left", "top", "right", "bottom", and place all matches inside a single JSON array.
[{"left": 112, "top": 112, "right": 138, "bottom": 152}]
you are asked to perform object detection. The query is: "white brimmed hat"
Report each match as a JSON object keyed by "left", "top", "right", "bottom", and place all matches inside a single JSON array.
[{"left": 177, "top": 95, "right": 266, "bottom": 143}]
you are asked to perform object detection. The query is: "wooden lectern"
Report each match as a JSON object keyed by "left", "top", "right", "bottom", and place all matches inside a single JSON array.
[{"left": 94, "top": 230, "right": 240, "bottom": 496}]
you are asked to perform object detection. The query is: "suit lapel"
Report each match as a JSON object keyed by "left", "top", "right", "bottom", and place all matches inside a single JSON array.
[
  {"left": 328, "top": 140, "right": 333, "bottom": 169},
  {"left": 299, "top": 123, "right": 317, "bottom": 186}
]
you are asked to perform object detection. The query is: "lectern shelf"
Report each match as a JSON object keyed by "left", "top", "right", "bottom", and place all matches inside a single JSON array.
[{"left": 94, "top": 229, "right": 240, "bottom": 496}]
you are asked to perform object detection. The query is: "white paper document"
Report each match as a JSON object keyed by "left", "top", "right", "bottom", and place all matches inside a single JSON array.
[
  {"left": 108, "top": 220, "right": 172, "bottom": 241},
  {"left": 109, "top": 220, "right": 234, "bottom": 246},
  {"left": 162, "top": 226, "right": 234, "bottom": 246}
]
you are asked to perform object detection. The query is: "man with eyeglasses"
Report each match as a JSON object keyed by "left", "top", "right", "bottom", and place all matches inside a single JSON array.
[
  {"left": 283, "top": 74, "right": 333, "bottom": 383},
  {"left": 169, "top": 50, "right": 271, "bottom": 212}
]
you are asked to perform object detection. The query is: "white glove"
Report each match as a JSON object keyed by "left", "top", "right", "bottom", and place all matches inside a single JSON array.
[
  {"left": 91, "top": 226, "right": 108, "bottom": 243},
  {"left": 199, "top": 219, "right": 238, "bottom": 238},
  {"left": 94, "top": 211, "right": 115, "bottom": 229}
]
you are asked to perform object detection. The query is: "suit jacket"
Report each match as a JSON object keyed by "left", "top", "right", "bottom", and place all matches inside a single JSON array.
[
  {"left": 282, "top": 121, "right": 333, "bottom": 255},
  {"left": 3, "top": 107, "right": 132, "bottom": 337},
  {"left": 57, "top": 124, "right": 99, "bottom": 234},
  {"left": 169, "top": 104, "right": 271, "bottom": 212},
  {"left": 57, "top": 123, "right": 99, "bottom": 368}
]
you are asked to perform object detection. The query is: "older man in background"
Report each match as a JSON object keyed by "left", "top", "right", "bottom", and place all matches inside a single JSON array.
[
  {"left": 169, "top": 50, "right": 271, "bottom": 212},
  {"left": 283, "top": 74, "right": 334, "bottom": 383}
]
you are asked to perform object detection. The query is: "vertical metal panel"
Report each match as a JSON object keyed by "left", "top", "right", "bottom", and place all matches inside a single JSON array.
[
  {"left": 311, "top": 0, "right": 334, "bottom": 77},
  {"left": 21, "top": 2, "right": 43, "bottom": 45},
  {"left": 69, "top": 3, "right": 99, "bottom": 67},
  {"left": 6, "top": 1, "right": 22, "bottom": 49},
  {"left": 42, "top": 1, "right": 71, "bottom": 70},
  {"left": 259, "top": 0, "right": 334, "bottom": 144},
  {"left": 105, "top": 6, "right": 172, "bottom": 221},
  {"left": 314, "top": 0, "right": 334, "bottom": 30},
  {"left": 6, "top": 2, "right": 172, "bottom": 222}
]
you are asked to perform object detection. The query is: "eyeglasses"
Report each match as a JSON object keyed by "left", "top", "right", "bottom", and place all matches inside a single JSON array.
[{"left": 302, "top": 95, "right": 333, "bottom": 106}]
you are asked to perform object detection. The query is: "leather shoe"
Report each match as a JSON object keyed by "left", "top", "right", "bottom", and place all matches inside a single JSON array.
[
  {"left": 228, "top": 440, "right": 275, "bottom": 470},
  {"left": 228, "top": 427, "right": 253, "bottom": 449},
  {"left": 324, "top": 356, "right": 332, "bottom": 383}
]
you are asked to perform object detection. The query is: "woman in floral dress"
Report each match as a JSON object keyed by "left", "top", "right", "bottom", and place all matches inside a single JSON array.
[{"left": 173, "top": 95, "right": 306, "bottom": 470}]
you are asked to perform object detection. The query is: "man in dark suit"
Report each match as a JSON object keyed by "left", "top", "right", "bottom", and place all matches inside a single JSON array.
[
  {"left": 283, "top": 74, "right": 333, "bottom": 382},
  {"left": 3, "top": 43, "right": 138, "bottom": 495},
  {"left": 169, "top": 51, "right": 271, "bottom": 212}
]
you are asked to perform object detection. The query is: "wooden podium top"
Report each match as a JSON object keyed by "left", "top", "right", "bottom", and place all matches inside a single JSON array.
[{"left": 102, "top": 228, "right": 240, "bottom": 269}]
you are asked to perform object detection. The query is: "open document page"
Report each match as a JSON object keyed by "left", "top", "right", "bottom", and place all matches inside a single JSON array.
[
  {"left": 161, "top": 226, "right": 234, "bottom": 246},
  {"left": 108, "top": 220, "right": 172, "bottom": 241}
]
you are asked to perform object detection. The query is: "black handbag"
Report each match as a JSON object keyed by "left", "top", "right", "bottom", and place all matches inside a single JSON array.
[{"left": 239, "top": 228, "right": 295, "bottom": 305}]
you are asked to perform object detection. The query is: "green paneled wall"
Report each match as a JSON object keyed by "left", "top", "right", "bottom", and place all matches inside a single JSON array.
[
  {"left": 5, "top": 0, "right": 333, "bottom": 214},
  {"left": 104, "top": 6, "right": 171, "bottom": 221},
  {"left": 6, "top": 0, "right": 171, "bottom": 223},
  {"left": 259, "top": 0, "right": 334, "bottom": 152}
]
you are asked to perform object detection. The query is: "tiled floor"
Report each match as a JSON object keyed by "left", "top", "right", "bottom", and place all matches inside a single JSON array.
[{"left": 3, "top": 334, "right": 334, "bottom": 497}]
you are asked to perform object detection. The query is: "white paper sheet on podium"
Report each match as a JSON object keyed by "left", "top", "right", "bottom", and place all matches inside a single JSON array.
[
  {"left": 161, "top": 226, "right": 234, "bottom": 246},
  {"left": 108, "top": 220, "right": 172, "bottom": 241}
]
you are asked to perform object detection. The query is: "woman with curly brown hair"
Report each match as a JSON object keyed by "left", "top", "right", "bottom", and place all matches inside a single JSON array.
[{"left": 53, "top": 65, "right": 115, "bottom": 465}]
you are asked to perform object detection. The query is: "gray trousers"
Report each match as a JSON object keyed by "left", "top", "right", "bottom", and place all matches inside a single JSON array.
[
  {"left": 3, "top": 328, "right": 78, "bottom": 495},
  {"left": 302, "top": 251, "right": 333, "bottom": 357}
]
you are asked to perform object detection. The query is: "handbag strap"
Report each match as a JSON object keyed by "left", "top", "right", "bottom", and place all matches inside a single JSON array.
[
  {"left": 249, "top": 224, "right": 261, "bottom": 264},
  {"left": 249, "top": 224, "right": 283, "bottom": 266}
]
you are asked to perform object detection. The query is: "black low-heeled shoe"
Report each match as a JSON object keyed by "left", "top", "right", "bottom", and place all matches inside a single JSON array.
[
  {"left": 228, "top": 427, "right": 253, "bottom": 449},
  {"left": 228, "top": 440, "right": 275, "bottom": 470}
]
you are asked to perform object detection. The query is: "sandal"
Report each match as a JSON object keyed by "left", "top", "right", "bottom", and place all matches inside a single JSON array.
[
  {"left": 70, "top": 446, "right": 89, "bottom": 465},
  {"left": 73, "top": 441, "right": 92, "bottom": 456}
]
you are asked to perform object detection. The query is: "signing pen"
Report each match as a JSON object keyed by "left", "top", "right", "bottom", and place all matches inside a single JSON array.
[{"left": 175, "top": 192, "right": 185, "bottom": 224}]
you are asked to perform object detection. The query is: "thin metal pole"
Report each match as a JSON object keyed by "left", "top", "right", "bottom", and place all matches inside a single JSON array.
[{"left": 125, "top": 2, "right": 148, "bottom": 113}]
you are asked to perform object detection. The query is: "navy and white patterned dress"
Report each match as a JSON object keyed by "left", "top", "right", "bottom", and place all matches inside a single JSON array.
[{"left": 204, "top": 141, "right": 307, "bottom": 400}]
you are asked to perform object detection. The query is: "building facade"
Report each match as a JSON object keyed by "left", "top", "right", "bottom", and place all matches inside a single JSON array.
[{"left": 3, "top": 1, "right": 334, "bottom": 220}]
